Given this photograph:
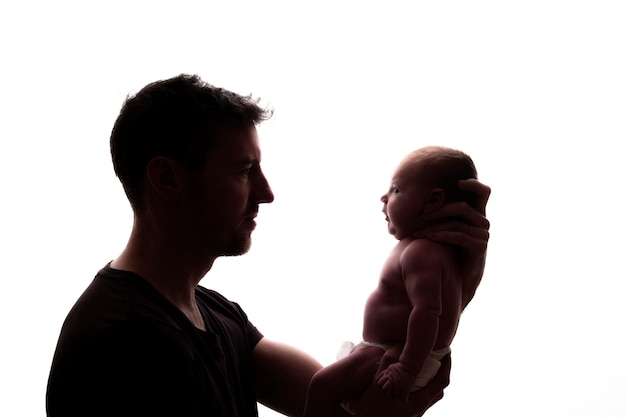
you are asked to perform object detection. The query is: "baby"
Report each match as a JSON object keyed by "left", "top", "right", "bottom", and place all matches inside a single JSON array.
[{"left": 304, "top": 146, "right": 479, "bottom": 416}]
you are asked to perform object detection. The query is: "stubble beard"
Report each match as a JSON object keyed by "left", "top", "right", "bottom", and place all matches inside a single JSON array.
[{"left": 220, "top": 234, "right": 252, "bottom": 257}]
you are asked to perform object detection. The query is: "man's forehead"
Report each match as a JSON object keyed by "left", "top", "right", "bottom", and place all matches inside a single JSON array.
[{"left": 211, "top": 126, "right": 261, "bottom": 158}]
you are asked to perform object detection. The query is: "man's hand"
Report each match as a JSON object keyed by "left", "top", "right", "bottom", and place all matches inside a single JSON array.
[
  {"left": 417, "top": 179, "right": 491, "bottom": 308},
  {"left": 350, "top": 347, "right": 451, "bottom": 417},
  {"left": 418, "top": 179, "right": 490, "bottom": 248}
]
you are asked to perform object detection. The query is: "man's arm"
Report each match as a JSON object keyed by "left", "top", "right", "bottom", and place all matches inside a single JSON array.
[
  {"left": 252, "top": 337, "right": 447, "bottom": 417},
  {"left": 354, "top": 352, "right": 451, "bottom": 417},
  {"left": 252, "top": 337, "right": 322, "bottom": 417},
  {"left": 419, "top": 179, "right": 491, "bottom": 309}
]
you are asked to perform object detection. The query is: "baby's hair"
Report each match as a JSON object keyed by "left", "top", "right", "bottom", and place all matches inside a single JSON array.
[{"left": 403, "top": 146, "right": 478, "bottom": 207}]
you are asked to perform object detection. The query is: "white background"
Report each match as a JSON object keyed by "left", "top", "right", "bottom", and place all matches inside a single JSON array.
[{"left": 1, "top": 1, "right": 625, "bottom": 416}]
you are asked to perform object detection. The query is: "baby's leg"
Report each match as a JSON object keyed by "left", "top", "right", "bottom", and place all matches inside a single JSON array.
[{"left": 304, "top": 345, "right": 384, "bottom": 417}]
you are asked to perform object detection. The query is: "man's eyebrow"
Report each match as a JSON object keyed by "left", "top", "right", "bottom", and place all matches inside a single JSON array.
[{"left": 232, "top": 158, "right": 259, "bottom": 165}]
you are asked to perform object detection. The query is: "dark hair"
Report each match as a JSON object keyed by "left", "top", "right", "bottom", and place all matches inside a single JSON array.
[
  {"left": 405, "top": 146, "right": 478, "bottom": 207},
  {"left": 110, "top": 74, "right": 272, "bottom": 211}
]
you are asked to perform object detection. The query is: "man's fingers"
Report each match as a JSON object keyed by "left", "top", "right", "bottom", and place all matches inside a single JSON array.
[
  {"left": 416, "top": 220, "right": 490, "bottom": 241},
  {"left": 458, "top": 179, "right": 491, "bottom": 215},
  {"left": 398, "top": 355, "right": 451, "bottom": 417},
  {"left": 382, "top": 381, "right": 393, "bottom": 394},
  {"left": 423, "top": 201, "right": 490, "bottom": 230},
  {"left": 376, "top": 344, "right": 403, "bottom": 375},
  {"left": 378, "top": 354, "right": 395, "bottom": 373},
  {"left": 428, "top": 231, "right": 489, "bottom": 253}
]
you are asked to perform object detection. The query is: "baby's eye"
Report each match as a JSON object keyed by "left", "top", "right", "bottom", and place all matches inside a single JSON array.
[{"left": 392, "top": 186, "right": 400, "bottom": 194}]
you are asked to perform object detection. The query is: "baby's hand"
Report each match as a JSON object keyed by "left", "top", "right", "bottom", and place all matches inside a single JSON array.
[{"left": 375, "top": 362, "right": 416, "bottom": 402}]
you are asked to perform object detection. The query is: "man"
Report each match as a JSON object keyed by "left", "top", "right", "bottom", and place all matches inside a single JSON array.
[{"left": 46, "top": 74, "right": 490, "bottom": 417}]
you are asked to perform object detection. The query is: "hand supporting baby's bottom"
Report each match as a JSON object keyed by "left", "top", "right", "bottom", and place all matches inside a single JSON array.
[{"left": 351, "top": 346, "right": 451, "bottom": 417}]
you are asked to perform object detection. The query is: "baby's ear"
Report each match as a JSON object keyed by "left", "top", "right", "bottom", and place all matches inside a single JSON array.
[{"left": 423, "top": 188, "right": 445, "bottom": 213}]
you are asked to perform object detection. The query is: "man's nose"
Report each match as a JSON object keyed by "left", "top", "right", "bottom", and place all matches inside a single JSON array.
[{"left": 255, "top": 172, "right": 274, "bottom": 204}]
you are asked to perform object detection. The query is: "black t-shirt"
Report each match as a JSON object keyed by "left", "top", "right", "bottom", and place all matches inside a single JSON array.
[{"left": 46, "top": 264, "right": 263, "bottom": 417}]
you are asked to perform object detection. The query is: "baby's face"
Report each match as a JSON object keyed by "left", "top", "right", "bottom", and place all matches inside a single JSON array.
[{"left": 380, "top": 161, "right": 429, "bottom": 240}]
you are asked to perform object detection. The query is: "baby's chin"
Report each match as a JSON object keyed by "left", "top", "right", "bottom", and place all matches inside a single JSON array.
[
  {"left": 388, "top": 223, "right": 428, "bottom": 240},
  {"left": 390, "top": 229, "right": 411, "bottom": 241}
]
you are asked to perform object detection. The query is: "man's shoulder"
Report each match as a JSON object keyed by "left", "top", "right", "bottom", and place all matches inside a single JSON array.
[
  {"left": 73, "top": 265, "right": 161, "bottom": 312},
  {"left": 59, "top": 265, "right": 184, "bottom": 342},
  {"left": 195, "top": 286, "right": 250, "bottom": 322}
]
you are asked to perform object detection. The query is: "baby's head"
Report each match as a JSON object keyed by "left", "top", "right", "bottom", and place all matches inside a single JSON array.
[{"left": 381, "top": 146, "right": 477, "bottom": 239}]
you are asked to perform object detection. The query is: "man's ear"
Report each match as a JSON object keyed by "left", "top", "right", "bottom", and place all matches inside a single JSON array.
[
  {"left": 145, "top": 157, "right": 183, "bottom": 201},
  {"left": 423, "top": 188, "right": 445, "bottom": 214}
]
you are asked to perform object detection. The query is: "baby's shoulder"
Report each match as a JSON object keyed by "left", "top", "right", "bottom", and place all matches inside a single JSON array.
[
  {"left": 397, "top": 238, "right": 457, "bottom": 266},
  {"left": 402, "top": 237, "right": 451, "bottom": 255}
]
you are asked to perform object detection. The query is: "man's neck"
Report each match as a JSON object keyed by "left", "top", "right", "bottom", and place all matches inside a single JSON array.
[{"left": 111, "top": 221, "right": 216, "bottom": 323}]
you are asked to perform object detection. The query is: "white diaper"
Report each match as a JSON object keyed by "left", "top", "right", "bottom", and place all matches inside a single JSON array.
[{"left": 337, "top": 341, "right": 451, "bottom": 415}]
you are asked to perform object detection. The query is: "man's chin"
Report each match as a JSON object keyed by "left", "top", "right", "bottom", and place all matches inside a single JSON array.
[{"left": 221, "top": 238, "right": 252, "bottom": 257}]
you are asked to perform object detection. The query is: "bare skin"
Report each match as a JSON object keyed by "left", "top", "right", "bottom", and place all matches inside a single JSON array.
[
  {"left": 110, "top": 126, "right": 274, "bottom": 331},
  {"left": 305, "top": 240, "right": 463, "bottom": 416},
  {"left": 50, "top": 75, "right": 491, "bottom": 417},
  {"left": 369, "top": 239, "right": 461, "bottom": 398},
  {"left": 423, "top": 178, "right": 491, "bottom": 309},
  {"left": 351, "top": 179, "right": 490, "bottom": 417},
  {"left": 112, "top": 129, "right": 490, "bottom": 417},
  {"left": 304, "top": 150, "right": 490, "bottom": 417}
]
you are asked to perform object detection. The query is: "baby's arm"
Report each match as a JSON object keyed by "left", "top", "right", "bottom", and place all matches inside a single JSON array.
[{"left": 376, "top": 240, "right": 443, "bottom": 401}]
